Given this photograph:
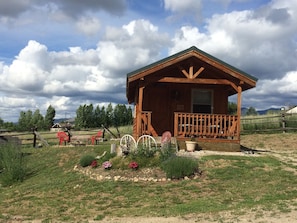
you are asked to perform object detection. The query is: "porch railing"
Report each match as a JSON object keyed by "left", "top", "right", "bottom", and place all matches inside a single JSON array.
[
  {"left": 174, "top": 112, "right": 239, "bottom": 140},
  {"left": 137, "top": 111, "right": 158, "bottom": 137},
  {"left": 140, "top": 111, "right": 152, "bottom": 135}
]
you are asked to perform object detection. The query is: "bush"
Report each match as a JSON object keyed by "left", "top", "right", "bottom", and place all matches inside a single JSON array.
[
  {"left": 79, "top": 154, "right": 96, "bottom": 167},
  {"left": 159, "top": 145, "right": 176, "bottom": 162},
  {"left": 0, "top": 143, "right": 27, "bottom": 186},
  {"left": 161, "top": 156, "right": 198, "bottom": 179}
]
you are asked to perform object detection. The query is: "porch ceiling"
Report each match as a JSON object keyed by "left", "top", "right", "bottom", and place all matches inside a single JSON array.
[{"left": 126, "top": 46, "right": 257, "bottom": 103}]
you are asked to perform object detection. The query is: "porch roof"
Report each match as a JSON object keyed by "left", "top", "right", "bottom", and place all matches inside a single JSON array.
[{"left": 126, "top": 46, "right": 258, "bottom": 103}]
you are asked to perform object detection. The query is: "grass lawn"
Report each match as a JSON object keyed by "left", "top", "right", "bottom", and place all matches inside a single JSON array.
[{"left": 1, "top": 133, "right": 297, "bottom": 222}]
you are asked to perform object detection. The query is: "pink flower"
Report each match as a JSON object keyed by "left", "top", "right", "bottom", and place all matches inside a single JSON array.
[{"left": 102, "top": 161, "right": 112, "bottom": 169}]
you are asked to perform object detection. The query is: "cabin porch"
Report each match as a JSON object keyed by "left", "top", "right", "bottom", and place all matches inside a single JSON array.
[{"left": 135, "top": 111, "right": 241, "bottom": 151}]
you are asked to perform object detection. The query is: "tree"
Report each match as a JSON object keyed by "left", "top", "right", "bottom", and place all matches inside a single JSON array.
[
  {"left": 44, "top": 105, "right": 56, "bottom": 129},
  {"left": 113, "top": 104, "right": 133, "bottom": 126},
  {"left": 17, "top": 110, "right": 33, "bottom": 131},
  {"left": 246, "top": 107, "right": 258, "bottom": 116},
  {"left": 228, "top": 102, "right": 237, "bottom": 115},
  {"left": 105, "top": 103, "right": 113, "bottom": 127},
  {"left": 32, "top": 109, "right": 44, "bottom": 129},
  {"left": 0, "top": 117, "right": 4, "bottom": 127},
  {"left": 75, "top": 104, "right": 94, "bottom": 129}
]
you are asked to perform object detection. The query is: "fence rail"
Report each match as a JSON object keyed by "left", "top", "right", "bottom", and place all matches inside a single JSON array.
[{"left": 241, "top": 113, "right": 297, "bottom": 134}]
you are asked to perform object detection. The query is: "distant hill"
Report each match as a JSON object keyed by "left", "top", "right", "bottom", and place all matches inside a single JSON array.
[
  {"left": 241, "top": 107, "right": 281, "bottom": 115},
  {"left": 257, "top": 107, "right": 281, "bottom": 115}
]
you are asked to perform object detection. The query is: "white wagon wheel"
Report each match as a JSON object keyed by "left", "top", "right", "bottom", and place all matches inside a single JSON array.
[
  {"left": 136, "top": 135, "right": 157, "bottom": 150},
  {"left": 120, "top": 134, "right": 137, "bottom": 153}
]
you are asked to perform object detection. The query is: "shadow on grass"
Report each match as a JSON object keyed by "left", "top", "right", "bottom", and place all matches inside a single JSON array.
[{"left": 240, "top": 145, "right": 270, "bottom": 154}]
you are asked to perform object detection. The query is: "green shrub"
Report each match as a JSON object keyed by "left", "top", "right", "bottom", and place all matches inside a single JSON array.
[
  {"left": 161, "top": 156, "right": 198, "bottom": 179},
  {"left": 101, "top": 151, "right": 116, "bottom": 163},
  {"left": 159, "top": 145, "right": 176, "bottom": 162},
  {"left": 0, "top": 143, "right": 27, "bottom": 186},
  {"left": 109, "top": 156, "right": 130, "bottom": 170},
  {"left": 133, "top": 144, "right": 157, "bottom": 158},
  {"left": 79, "top": 154, "right": 95, "bottom": 167}
]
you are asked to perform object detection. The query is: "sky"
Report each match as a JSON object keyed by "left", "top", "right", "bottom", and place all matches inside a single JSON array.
[{"left": 0, "top": 0, "right": 297, "bottom": 122}]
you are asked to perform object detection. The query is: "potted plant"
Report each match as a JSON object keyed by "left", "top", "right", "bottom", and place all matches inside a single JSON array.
[{"left": 185, "top": 136, "right": 197, "bottom": 152}]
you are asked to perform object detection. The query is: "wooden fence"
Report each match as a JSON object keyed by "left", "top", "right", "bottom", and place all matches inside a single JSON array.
[
  {"left": 241, "top": 113, "right": 297, "bottom": 134},
  {"left": 1, "top": 114, "right": 297, "bottom": 147}
]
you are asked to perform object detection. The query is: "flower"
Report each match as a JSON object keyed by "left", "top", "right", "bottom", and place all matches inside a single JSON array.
[
  {"left": 128, "top": 161, "right": 139, "bottom": 170},
  {"left": 102, "top": 161, "right": 112, "bottom": 170},
  {"left": 90, "top": 160, "right": 98, "bottom": 168}
]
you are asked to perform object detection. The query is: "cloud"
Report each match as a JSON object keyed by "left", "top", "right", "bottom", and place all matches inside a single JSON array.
[
  {"left": 0, "top": 19, "right": 170, "bottom": 121},
  {"left": 0, "top": 0, "right": 33, "bottom": 17},
  {"left": 1, "top": 0, "right": 297, "bottom": 122},
  {"left": 169, "top": 3, "right": 297, "bottom": 79},
  {"left": 0, "top": 0, "right": 127, "bottom": 19},
  {"left": 76, "top": 16, "right": 101, "bottom": 36},
  {"left": 164, "top": 0, "right": 203, "bottom": 21}
]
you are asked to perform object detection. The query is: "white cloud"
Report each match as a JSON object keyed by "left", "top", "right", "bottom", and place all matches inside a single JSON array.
[
  {"left": 164, "top": 0, "right": 202, "bottom": 14},
  {"left": 76, "top": 16, "right": 101, "bottom": 36},
  {"left": 1, "top": 0, "right": 297, "bottom": 122},
  {"left": 0, "top": 19, "right": 171, "bottom": 121}
]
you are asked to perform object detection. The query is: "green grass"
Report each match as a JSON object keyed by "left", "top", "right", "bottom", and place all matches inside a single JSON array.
[{"left": 1, "top": 141, "right": 297, "bottom": 222}]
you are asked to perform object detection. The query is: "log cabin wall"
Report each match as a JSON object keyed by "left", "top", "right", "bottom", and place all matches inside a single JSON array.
[{"left": 141, "top": 83, "right": 229, "bottom": 135}]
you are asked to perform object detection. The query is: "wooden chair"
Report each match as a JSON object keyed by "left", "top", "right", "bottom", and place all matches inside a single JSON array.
[
  {"left": 91, "top": 130, "right": 104, "bottom": 145},
  {"left": 57, "top": 131, "right": 69, "bottom": 145}
]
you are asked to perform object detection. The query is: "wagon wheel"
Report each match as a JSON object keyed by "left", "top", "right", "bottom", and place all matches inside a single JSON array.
[
  {"left": 120, "top": 134, "right": 137, "bottom": 153},
  {"left": 136, "top": 135, "right": 157, "bottom": 150}
]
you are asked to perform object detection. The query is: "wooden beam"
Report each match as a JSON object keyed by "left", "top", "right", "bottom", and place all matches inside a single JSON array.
[
  {"left": 189, "top": 65, "right": 194, "bottom": 78},
  {"left": 178, "top": 65, "right": 190, "bottom": 79},
  {"left": 136, "top": 86, "right": 144, "bottom": 138},
  {"left": 158, "top": 77, "right": 235, "bottom": 85},
  {"left": 236, "top": 85, "right": 242, "bottom": 141},
  {"left": 192, "top": 67, "right": 205, "bottom": 79}
]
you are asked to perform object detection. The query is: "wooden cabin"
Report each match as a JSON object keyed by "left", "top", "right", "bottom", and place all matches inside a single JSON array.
[{"left": 126, "top": 46, "right": 257, "bottom": 151}]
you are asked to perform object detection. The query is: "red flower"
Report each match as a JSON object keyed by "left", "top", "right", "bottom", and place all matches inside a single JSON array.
[
  {"left": 128, "top": 161, "right": 139, "bottom": 170},
  {"left": 90, "top": 160, "right": 98, "bottom": 168}
]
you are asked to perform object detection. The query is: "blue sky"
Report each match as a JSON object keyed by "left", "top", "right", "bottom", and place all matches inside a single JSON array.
[{"left": 0, "top": 0, "right": 296, "bottom": 122}]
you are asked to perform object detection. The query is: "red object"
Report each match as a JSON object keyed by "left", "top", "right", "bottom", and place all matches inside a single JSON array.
[
  {"left": 161, "top": 131, "right": 171, "bottom": 144},
  {"left": 91, "top": 131, "right": 103, "bottom": 145},
  {"left": 57, "top": 131, "right": 69, "bottom": 145}
]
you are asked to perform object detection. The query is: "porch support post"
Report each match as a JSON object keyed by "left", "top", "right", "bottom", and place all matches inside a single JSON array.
[
  {"left": 236, "top": 85, "right": 242, "bottom": 140},
  {"left": 136, "top": 86, "right": 144, "bottom": 139}
]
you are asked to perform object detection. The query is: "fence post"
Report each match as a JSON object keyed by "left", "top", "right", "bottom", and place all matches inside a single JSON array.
[
  {"left": 32, "top": 127, "right": 37, "bottom": 147},
  {"left": 281, "top": 107, "right": 286, "bottom": 133}
]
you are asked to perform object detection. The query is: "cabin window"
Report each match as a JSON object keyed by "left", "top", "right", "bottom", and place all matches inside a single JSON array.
[{"left": 192, "top": 89, "right": 213, "bottom": 113}]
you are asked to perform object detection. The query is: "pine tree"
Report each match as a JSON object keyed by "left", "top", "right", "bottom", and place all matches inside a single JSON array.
[{"left": 44, "top": 105, "right": 56, "bottom": 130}]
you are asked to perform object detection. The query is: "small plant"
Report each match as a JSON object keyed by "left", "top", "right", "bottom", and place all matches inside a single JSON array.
[
  {"left": 102, "top": 161, "right": 112, "bottom": 170},
  {"left": 159, "top": 145, "right": 176, "bottom": 162},
  {"left": 79, "top": 154, "right": 96, "bottom": 167},
  {"left": 161, "top": 156, "right": 198, "bottom": 179},
  {"left": 128, "top": 161, "right": 139, "bottom": 170}
]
